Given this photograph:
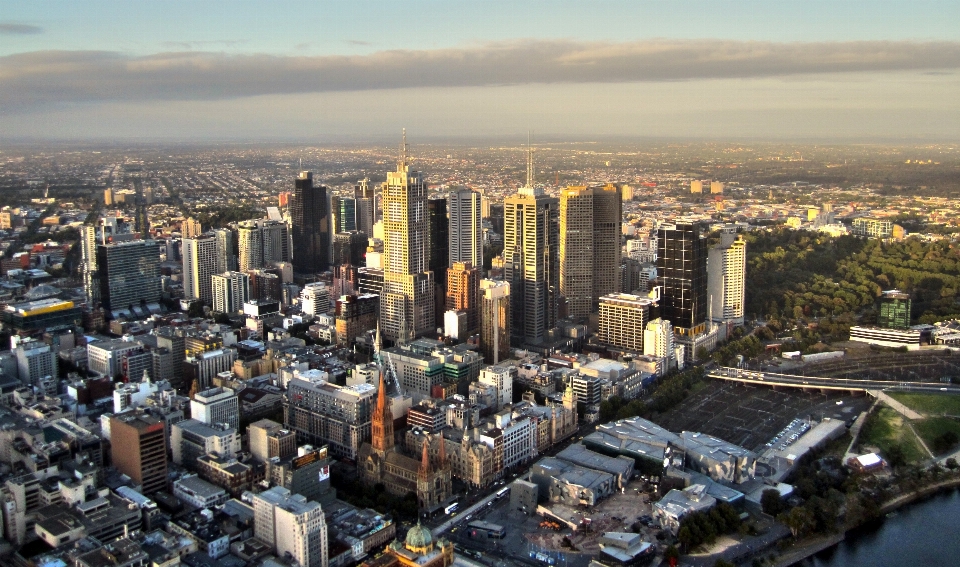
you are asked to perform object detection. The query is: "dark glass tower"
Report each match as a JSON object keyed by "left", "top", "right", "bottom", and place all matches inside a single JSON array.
[
  {"left": 657, "top": 221, "right": 707, "bottom": 333},
  {"left": 337, "top": 198, "right": 357, "bottom": 232},
  {"left": 290, "top": 171, "right": 330, "bottom": 275},
  {"left": 428, "top": 196, "right": 449, "bottom": 325}
]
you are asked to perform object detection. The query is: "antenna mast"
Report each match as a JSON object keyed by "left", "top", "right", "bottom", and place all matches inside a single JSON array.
[
  {"left": 399, "top": 128, "right": 408, "bottom": 170},
  {"left": 526, "top": 132, "right": 534, "bottom": 188}
]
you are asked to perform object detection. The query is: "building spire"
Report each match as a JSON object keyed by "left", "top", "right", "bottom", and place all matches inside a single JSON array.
[
  {"left": 437, "top": 433, "right": 447, "bottom": 468},
  {"left": 398, "top": 128, "right": 408, "bottom": 171},
  {"left": 419, "top": 438, "right": 432, "bottom": 477},
  {"left": 525, "top": 131, "right": 534, "bottom": 188}
]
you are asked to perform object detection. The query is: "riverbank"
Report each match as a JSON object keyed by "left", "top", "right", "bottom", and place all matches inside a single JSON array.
[{"left": 765, "top": 475, "right": 960, "bottom": 567}]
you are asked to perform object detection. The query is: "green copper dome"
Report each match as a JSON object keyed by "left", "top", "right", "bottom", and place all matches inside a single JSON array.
[{"left": 405, "top": 521, "right": 433, "bottom": 549}]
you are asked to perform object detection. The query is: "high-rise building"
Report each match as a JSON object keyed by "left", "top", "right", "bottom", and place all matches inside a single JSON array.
[
  {"left": 332, "top": 231, "right": 368, "bottom": 266},
  {"left": 191, "top": 386, "right": 240, "bottom": 431},
  {"left": 878, "top": 290, "right": 911, "bottom": 329},
  {"left": 445, "top": 262, "right": 480, "bottom": 337},
  {"left": 182, "top": 235, "right": 219, "bottom": 304},
  {"left": 182, "top": 217, "right": 203, "bottom": 238},
  {"left": 212, "top": 271, "right": 250, "bottom": 314},
  {"left": 644, "top": 318, "right": 676, "bottom": 370},
  {"left": 95, "top": 239, "right": 161, "bottom": 316},
  {"left": 428, "top": 195, "right": 449, "bottom": 326},
  {"left": 289, "top": 172, "right": 330, "bottom": 275},
  {"left": 110, "top": 410, "right": 168, "bottom": 495},
  {"left": 559, "top": 184, "right": 622, "bottom": 319},
  {"left": 249, "top": 419, "right": 297, "bottom": 463},
  {"left": 355, "top": 178, "right": 376, "bottom": 237},
  {"left": 504, "top": 159, "right": 559, "bottom": 346},
  {"left": 448, "top": 188, "right": 483, "bottom": 268},
  {"left": 300, "top": 282, "right": 331, "bottom": 317},
  {"left": 337, "top": 197, "right": 357, "bottom": 233},
  {"left": 238, "top": 219, "right": 290, "bottom": 272},
  {"left": 479, "top": 279, "right": 510, "bottom": 364},
  {"left": 335, "top": 293, "right": 379, "bottom": 347},
  {"left": 253, "top": 486, "right": 328, "bottom": 567},
  {"left": 248, "top": 269, "right": 282, "bottom": 303},
  {"left": 707, "top": 233, "right": 746, "bottom": 328},
  {"left": 381, "top": 133, "right": 435, "bottom": 343},
  {"left": 657, "top": 222, "right": 707, "bottom": 335},
  {"left": 15, "top": 341, "right": 58, "bottom": 396},
  {"left": 284, "top": 372, "right": 376, "bottom": 460},
  {"left": 213, "top": 228, "right": 238, "bottom": 273},
  {"left": 597, "top": 292, "right": 657, "bottom": 353}
]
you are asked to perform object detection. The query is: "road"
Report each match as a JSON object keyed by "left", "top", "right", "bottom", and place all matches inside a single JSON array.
[{"left": 709, "top": 366, "right": 960, "bottom": 393}]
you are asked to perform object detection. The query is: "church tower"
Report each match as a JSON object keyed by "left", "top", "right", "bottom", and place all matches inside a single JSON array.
[
  {"left": 371, "top": 371, "right": 394, "bottom": 454},
  {"left": 418, "top": 439, "right": 434, "bottom": 511}
]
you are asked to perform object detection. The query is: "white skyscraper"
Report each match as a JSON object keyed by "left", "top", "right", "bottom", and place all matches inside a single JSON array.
[
  {"left": 182, "top": 235, "right": 219, "bottom": 304},
  {"left": 300, "top": 282, "right": 331, "bottom": 317},
  {"left": 448, "top": 188, "right": 483, "bottom": 268},
  {"left": 253, "top": 486, "right": 328, "bottom": 567},
  {"left": 479, "top": 365, "right": 514, "bottom": 410},
  {"left": 708, "top": 233, "right": 747, "bottom": 327},
  {"left": 380, "top": 131, "right": 434, "bottom": 342}
]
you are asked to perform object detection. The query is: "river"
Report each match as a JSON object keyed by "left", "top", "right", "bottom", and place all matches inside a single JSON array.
[{"left": 801, "top": 488, "right": 960, "bottom": 566}]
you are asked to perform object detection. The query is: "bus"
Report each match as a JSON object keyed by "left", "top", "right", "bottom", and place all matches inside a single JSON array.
[
  {"left": 495, "top": 486, "right": 510, "bottom": 499},
  {"left": 444, "top": 502, "right": 459, "bottom": 515},
  {"left": 468, "top": 521, "right": 506, "bottom": 539}
]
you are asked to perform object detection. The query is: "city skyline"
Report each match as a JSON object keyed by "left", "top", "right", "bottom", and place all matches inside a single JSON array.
[{"left": 2, "top": 1, "right": 960, "bottom": 141}]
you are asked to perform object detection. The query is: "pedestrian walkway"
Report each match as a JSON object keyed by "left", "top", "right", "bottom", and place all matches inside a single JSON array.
[{"left": 869, "top": 390, "right": 925, "bottom": 420}]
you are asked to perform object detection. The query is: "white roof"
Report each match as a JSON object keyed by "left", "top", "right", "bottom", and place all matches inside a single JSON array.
[{"left": 857, "top": 453, "right": 882, "bottom": 467}]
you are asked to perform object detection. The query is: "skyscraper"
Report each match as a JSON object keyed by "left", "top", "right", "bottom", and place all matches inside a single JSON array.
[
  {"left": 182, "top": 235, "right": 219, "bottom": 304},
  {"left": 355, "top": 178, "right": 376, "bottom": 237},
  {"left": 657, "top": 221, "right": 708, "bottom": 335},
  {"left": 337, "top": 197, "right": 357, "bottom": 233},
  {"left": 445, "top": 262, "right": 480, "bottom": 337},
  {"left": 380, "top": 132, "right": 435, "bottom": 343},
  {"left": 559, "top": 184, "right": 622, "bottom": 319},
  {"left": 289, "top": 171, "right": 330, "bottom": 275},
  {"left": 212, "top": 271, "right": 249, "bottom": 314},
  {"left": 95, "top": 239, "right": 162, "bottom": 316},
  {"left": 504, "top": 149, "right": 559, "bottom": 346},
  {"left": 597, "top": 292, "right": 657, "bottom": 353},
  {"left": 448, "top": 188, "right": 483, "bottom": 268},
  {"left": 213, "top": 228, "right": 238, "bottom": 273},
  {"left": 238, "top": 219, "right": 289, "bottom": 272},
  {"left": 479, "top": 279, "right": 510, "bottom": 364},
  {"left": 707, "top": 232, "right": 746, "bottom": 328}
]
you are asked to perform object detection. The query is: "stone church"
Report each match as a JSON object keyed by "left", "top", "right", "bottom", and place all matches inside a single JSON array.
[{"left": 358, "top": 372, "right": 452, "bottom": 513}]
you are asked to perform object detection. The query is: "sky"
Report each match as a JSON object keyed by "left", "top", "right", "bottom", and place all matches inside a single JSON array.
[{"left": 2, "top": 0, "right": 960, "bottom": 142}]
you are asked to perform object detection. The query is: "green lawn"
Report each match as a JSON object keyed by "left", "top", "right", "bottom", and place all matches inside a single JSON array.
[
  {"left": 887, "top": 392, "right": 960, "bottom": 416},
  {"left": 914, "top": 417, "right": 960, "bottom": 456},
  {"left": 858, "top": 407, "right": 927, "bottom": 463}
]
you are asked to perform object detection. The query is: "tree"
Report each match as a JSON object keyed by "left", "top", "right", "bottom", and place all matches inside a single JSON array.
[
  {"left": 714, "top": 561, "right": 736, "bottom": 567},
  {"left": 946, "top": 457, "right": 959, "bottom": 470},
  {"left": 781, "top": 506, "right": 816, "bottom": 538},
  {"left": 761, "top": 488, "right": 786, "bottom": 516}
]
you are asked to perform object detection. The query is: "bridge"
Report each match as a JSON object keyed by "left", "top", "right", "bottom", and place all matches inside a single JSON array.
[{"left": 708, "top": 366, "right": 960, "bottom": 394}]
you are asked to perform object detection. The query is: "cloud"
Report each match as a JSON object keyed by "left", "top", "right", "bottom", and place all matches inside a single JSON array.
[
  {"left": 3, "top": 39, "right": 960, "bottom": 110},
  {"left": 159, "top": 39, "right": 250, "bottom": 49},
  {"left": 344, "top": 39, "right": 372, "bottom": 46},
  {"left": 0, "top": 22, "right": 42, "bottom": 35}
]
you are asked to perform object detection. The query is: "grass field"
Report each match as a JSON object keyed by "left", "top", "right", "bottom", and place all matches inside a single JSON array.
[
  {"left": 913, "top": 417, "right": 960, "bottom": 456},
  {"left": 858, "top": 407, "right": 927, "bottom": 463},
  {"left": 887, "top": 392, "right": 960, "bottom": 416}
]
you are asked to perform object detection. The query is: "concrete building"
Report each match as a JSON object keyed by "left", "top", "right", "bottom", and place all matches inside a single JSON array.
[
  {"left": 110, "top": 410, "right": 168, "bottom": 495},
  {"left": 597, "top": 292, "right": 658, "bottom": 353},
  {"left": 173, "top": 474, "right": 228, "bottom": 509},
  {"left": 380, "top": 134, "right": 435, "bottom": 343},
  {"left": 852, "top": 217, "right": 894, "bottom": 238},
  {"left": 559, "top": 185, "right": 622, "bottom": 319},
  {"left": 284, "top": 371, "right": 376, "bottom": 459},
  {"left": 182, "top": 235, "right": 219, "bottom": 305},
  {"left": 445, "top": 262, "right": 480, "bottom": 337},
  {"left": 171, "top": 419, "right": 241, "bottom": 466},
  {"left": 266, "top": 445, "right": 334, "bottom": 505},
  {"left": 301, "top": 282, "right": 331, "bottom": 317},
  {"left": 191, "top": 386, "right": 239, "bottom": 431},
  {"left": 478, "top": 365, "right": 514, "bottom": 410},
  {"left": 212, "top": 271, "right": 250, "bottom": 314},
  {"left": 87, "top": 338, "right": 145, "bottom": 379},
  {"left": 707, "top": 233, "right": 746, "bottom": 328},
  {"left": 15, "top": 341, "right": 58, "bottom": 395},
  {"left": 249, "top": 418, "right": 297, "bottom": 463},
  {"left": 253, "top": 486, "right": 328, "bottom": 567},
  {"left": 238, "top": 219, "right": 290, "bottom": 272},
  {"left": 336, "top": 293, "right": 379, "bottom": 347},
  {"left": 448, "top": 188, "right": 483, "bottom": 269},
  {"left": 184, "top": 348, "right": 237, "bottom": 391}
]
